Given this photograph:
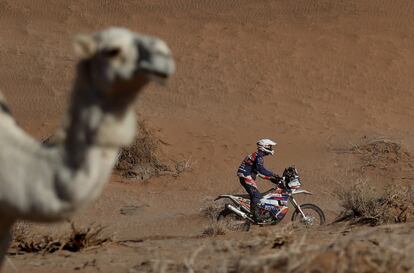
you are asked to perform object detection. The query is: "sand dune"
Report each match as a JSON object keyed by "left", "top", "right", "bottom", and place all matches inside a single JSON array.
[{"left": 1, "top": 0, "right": 414, "bottom": 272}]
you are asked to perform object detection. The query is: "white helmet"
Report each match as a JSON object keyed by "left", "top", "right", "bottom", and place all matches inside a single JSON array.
[{"left": 257, "top": 139, "right": 277, "bottom": 155}]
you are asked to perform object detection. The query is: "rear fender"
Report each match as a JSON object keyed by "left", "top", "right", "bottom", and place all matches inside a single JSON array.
[{"left": 214, "top": 195, "right": 248, "bottom": 206}]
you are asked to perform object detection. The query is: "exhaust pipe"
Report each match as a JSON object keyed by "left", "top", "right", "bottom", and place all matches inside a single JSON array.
[{"left": 226, "top": 204, "right": 253, "bottom": 221}]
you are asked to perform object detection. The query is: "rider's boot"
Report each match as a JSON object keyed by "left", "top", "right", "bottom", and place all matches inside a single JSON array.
[{"left": 252, "top": 206, "right": 265, "bottom": 224}]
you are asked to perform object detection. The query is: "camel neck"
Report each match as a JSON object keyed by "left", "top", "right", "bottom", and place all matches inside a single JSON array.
[{"left": 62, "top": 62, "right": 106, "bottom": 169}]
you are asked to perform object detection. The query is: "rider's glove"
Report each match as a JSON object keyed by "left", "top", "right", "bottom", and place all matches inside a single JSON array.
[{"left": 270, "top": 175, "right": 282, "bottom": 184}]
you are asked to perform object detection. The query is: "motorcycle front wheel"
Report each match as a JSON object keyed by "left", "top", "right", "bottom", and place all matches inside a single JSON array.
[{"left": 291, "top": 203, "right": 326, "bottom": 226}]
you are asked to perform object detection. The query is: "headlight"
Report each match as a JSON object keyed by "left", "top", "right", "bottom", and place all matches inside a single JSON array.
[{"left": 288, "top": 178, "right": 301, "bottom": 189}]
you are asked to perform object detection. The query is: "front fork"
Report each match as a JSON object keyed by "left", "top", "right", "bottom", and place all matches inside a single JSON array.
[{"left": 290, "top": 196, "right": 308, "bottom": 219}]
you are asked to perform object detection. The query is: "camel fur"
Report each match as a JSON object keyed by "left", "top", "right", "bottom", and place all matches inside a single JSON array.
[{"left": 0, "top": 27, "right": 175, "bottom": 264}]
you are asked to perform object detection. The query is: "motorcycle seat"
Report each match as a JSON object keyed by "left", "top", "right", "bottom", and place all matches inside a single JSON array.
[{"left": 233, "top": 188, "right": 275, "bottom": 199}]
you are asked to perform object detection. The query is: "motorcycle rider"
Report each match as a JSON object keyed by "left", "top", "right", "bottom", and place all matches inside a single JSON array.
[{"left": 237, "top": 139, "right": 281, "bottom": 223}]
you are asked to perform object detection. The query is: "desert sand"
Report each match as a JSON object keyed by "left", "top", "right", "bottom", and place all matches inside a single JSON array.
[{"left": 1, "top": 0, "right": 414, "bottom": 272}]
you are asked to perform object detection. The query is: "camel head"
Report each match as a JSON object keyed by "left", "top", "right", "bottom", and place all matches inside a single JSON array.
[{"left": 73, "top": 27, "right": 175, "bottom": 96}]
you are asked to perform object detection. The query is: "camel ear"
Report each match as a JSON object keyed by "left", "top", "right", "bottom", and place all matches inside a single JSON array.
[{"left": 73, "top": 34, "right": 97, "bottom": 59}]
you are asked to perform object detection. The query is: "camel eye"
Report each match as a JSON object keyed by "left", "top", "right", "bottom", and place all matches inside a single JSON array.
[{"left": 102, "top": 48, "right": 121, "bottom": 58}]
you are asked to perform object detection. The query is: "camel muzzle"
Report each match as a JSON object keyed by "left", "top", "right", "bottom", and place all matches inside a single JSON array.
[{"left": 135, "top": 36, "right": 175, "bottom": 82}]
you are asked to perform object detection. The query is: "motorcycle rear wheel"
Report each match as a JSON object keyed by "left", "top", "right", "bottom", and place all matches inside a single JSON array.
[
  {"left": 291, "top": 203, "right": 326, "bottom": 226},
  {"left": 217, "top": 207, "right": 251, "bottom": 232}
]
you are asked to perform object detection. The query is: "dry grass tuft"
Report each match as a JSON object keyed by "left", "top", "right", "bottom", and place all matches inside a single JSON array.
[
  {"left": 350, "top": 138, "right": 412, "bottom": 169},
  {"left": 287, "top": 226, "right": 414, "bottom": 273},
  {"left": 10, "top": 222, "right": 111, "bottom": 254},
  {"left": 62, "top": 222, "right": 112, "bottom": 252},
  {"left": 131, "top": 223, "right": 414, "bottom": 273},
  {"left": 200, "top": 198, "right": 227, "bottom": 236},
  {"left": 200, "top": 225, "right": 413, "bottom": 273},
  {"left": 347, "top": 138, "right": 414, "bottom": 182},
  {"left": 115, "top": 121, "right": 194, "bottom": 181},
  {"left": 135, "top": 225, "right": 296, "bottom": 273},
  {"left": 115, "top": 121, "right": 169, "bottom": 180},
  {"left": 201, "top": 220, "right": 227, "bottom": 237},
  {"left": 335, "top": 138, "right": 414, "bottom": 182},
  {"left": 42, "top": 120, "right": 194, "bottom": 181},
  {"left": 201, "top": 198, "right": 253, "bottom": 233},
  {"left": 335, "top": 180, "right": 414, "bottom": 225},
  {"left": 172, "top": 157, "right": 195, "bottom": 177},
  {"left": 200, "top": 197, "right": 224, "bottom": 220}
]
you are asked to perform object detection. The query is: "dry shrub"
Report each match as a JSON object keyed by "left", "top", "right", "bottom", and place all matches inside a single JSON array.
[
  {"left": 351, "top": 139, "right": 411, "bottom": 168},
  {"left": 200, "top": 197, "right": 224, "bottom": 220},
  {"left": 335, "top": 181, "right": 414, "bottom": 225},
  {"left": 115, "top": 121, "right": 169, "bottom": 180},
  {"left": 334, "top": 138, "right": 414, "bottom": 183},
  {"left": 210, "top": 225, "right": 412, "bottom": 273},
  {"left": 241, "top": 224, "right": 294, "bottom": 251},
  {"left": 173, "top": 157, "right": 195, "bottom": 177},
  {"left": 335, "top": 180, "right": 382, "bottom": 225},
  {"left": 42, "top": 121, "right": 194, "bottom": 181},
  {"left": 202, "top": 220, "right": 227, "bottom": 237},
  {"left": 136, "top": 225, "right": 295, "bottom": 273},
  {"left": 147, "top": 230, "right": 412, "bottom": 273},
  {"left": 11, "top": 221, "right": 31, "bottom": 240},
  {"left": 200, "top": 197, "right": 253, "bottom": 235},
  {"left": 62, "top": 222, "right": 111, "bottom": 251},
  {"left": 233, "top": 232, "right": 414, "bottom": 273},
  {"left": 226, "top": 236, "right": 305, "bottom": 273},
  {"left": 200, "top": 198, "right": 227, "bottom": 236},
  {"left": 115, "top": 121, "right": 194, "bottom": 180},
  {"left": 292, "top": 225, "right": 414, "bottom": 273},
  {"left": 131, "top": 224, "right": 414, "bottom": 273},
  {"left": 10, "top": 222, "right": 111, "bottom": 254}
]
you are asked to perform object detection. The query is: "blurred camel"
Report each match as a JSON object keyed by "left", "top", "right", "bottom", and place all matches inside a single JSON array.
[{"left": 0, "top": 27, "right": 175, "bottom": 264}]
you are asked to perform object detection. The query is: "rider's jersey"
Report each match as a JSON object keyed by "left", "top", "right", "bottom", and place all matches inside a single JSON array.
[{"left": 237, "top": 150, "right": 274, "bottom": 180}]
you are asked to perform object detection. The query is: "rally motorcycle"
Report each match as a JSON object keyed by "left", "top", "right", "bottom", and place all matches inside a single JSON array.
[{"left": 215, "top": 167, "right": 325, "bottom": 229}]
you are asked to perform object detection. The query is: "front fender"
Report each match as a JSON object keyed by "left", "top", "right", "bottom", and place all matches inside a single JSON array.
[{"left": 291, "top": 189, "right": 313, "bottom": 195}]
